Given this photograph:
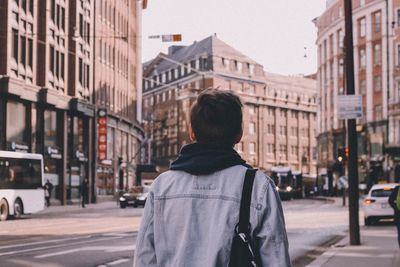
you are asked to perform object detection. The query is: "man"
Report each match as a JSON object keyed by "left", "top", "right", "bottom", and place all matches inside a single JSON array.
[
  {"left": 81, "top": 179, "right": 89, "bottom": 208},
  {"left": 388, "top": 185, "right": 400, "bottom": 248},
  {"left": 44, "top": 179, "right": 53, "bottom": 207},
  {"left": 134, "top": 89, "right": 291, "bottom": 266}
]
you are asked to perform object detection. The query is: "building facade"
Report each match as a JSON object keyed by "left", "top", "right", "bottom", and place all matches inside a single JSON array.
[
  {"left": 315, "top": 0, "right": 400, "bottom": 187},
  {"left": 93, "top": 0, "right": 145, "bottom": 199},
  {"left": 142, "top": 35, "right": 318, "bottom": 175},
  {"left": 0, "top": 0, "right": 146, "bottom": 204}
]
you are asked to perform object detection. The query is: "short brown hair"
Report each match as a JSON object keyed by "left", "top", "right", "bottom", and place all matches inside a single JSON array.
[{"left": 190, "top": 89, "right": 243, "bottom": 146}]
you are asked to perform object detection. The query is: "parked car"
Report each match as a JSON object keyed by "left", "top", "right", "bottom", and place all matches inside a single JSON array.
[
  {"left": 119, "top": 186, "right": 150, "bottom": 208},
  {"left": 363, "top": 183, "right": 398, "bottom": 225}
]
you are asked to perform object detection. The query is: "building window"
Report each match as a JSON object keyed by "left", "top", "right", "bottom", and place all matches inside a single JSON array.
[
  {"left": 374, "top": 75, "right": 381, "bottom": 92},
  {"left": 248, "top": 105, "right": 255, "bottom": 115},
  {"left": 249, "top": 64, "right": 255, "bottom": 75},
  {"left": 12, "top": 29, "right": 18, "bottom": 63},
  {"left": 249, "top": 85, "right": 256, "bottom": 94},
  {"left": 49, "top": 46, "right": 55, "bottom": 74},
  {"left": 44, "top": 110, "right": 57, "bottom": 147},
  {"left": 338, "top": 29, "right": 344, "bottom": 49},
  {"left": 375, "top": 105, "right": 382, "bottom": 120},
  {"left": 374, "top": 12, "right": 381, "bottom": 32},
  {"left": 20, "top": 36, "right": 26, "bottom": 66},
  {"left": 249, "top": 122, "right": 255, "bottom": 134},
  {"left": 360, "top": 79, "right": 366, "bottom": 95},
  {"left": 237, "top": 62, "right": 243, "bottom": 72},
  {"left": 79, "top": 58, "right": 83, "bottom": 85},
  {"left": 281, "top": 109, "right": 287, "bottom": 118},
  {"left": 249, "top": 142, "right": 256, "bottom": 155},
  {"left": 373, "top": 44, "right": 381, "bottom": 65},
  {"left": 29, "top": 0, "right": 33, "bottom": 14},
  {"left": 55, "top": 51, "right": 59, "bottom": 78},
  {"left": 359, "top": 49, "right": 366, "bottom": 68},
  {"left": 6, "top": 101, "right": 27, "bottom": 144},
  {"left": 397, "top": 45, "right": 400, "bottom": 65},
  {"left": 27, "top": 38, "right": 33, "bottom": 69},
  {"left": 359, "top": 17, "right": 366, "bottom": 37},
  {"left": 60, "top": 52, "right": 65, "bottom": 80},
  {"left": 397, "top": 9, "right": 400, "bottom": 27},
  {"left": 397, "top": 80, "right": 400, "bottom": 101}
]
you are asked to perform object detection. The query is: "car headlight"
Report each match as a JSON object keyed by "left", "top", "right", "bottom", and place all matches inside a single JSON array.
[
  {"left": 137, "top": 196, "right": 146, "bottom": 201},
  {"left": 286, "top": 186, "right": 293, "bottom": 192},
  {"left": 119, "top": 197, "right": 126, "bottom": 201},
  {"left": 276, "top": 186, "right": 280, "bottom": 191}
]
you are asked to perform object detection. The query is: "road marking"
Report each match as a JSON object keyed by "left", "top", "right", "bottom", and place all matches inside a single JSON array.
[
  {"left": 107, "top": 258, "right": 131, "bottom": 266},
  {"left": 0, "top": 235, "right": 93, "bottom": 250},
  {"left": 35, "top": 245, "right": 136, "bottom": 259},
  {"left": 0, "top": 236, "right": 123, "bottom": 257}
]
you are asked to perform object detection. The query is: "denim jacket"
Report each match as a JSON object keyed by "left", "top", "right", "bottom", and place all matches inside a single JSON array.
[{"left": 133, "top": 165, "right": 291, "bottom": 267}]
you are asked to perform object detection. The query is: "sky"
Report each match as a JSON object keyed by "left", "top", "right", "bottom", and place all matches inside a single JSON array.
[{"left": 142, "top": 0, "right": 327, "bottom": 76}]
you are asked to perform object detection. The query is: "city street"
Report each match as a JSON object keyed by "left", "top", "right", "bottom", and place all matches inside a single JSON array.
[{"left": 0, "top": 198, "right": 356, "bottom": 267}]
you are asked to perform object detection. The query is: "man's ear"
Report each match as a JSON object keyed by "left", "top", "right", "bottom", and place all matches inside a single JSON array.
[{"left": 189, "top": 126, "right": 196, "bottom": 142}]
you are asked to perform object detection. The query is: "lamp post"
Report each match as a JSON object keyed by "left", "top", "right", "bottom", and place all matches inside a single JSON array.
[{"left": 344, "top": 0, "right": 360, "bottom": 246}]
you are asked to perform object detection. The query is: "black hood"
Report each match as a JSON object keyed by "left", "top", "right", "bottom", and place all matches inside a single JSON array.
[{"left": 170, "top": 142, "right": 250, "bottom": 175}]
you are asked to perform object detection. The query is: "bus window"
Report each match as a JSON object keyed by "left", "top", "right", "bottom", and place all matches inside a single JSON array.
[{"left": 6, "top": 158, "right": 42, "bottom": 189}]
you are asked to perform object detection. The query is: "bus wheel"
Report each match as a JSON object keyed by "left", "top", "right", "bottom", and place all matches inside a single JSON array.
[
  {"left": 0, "top": 199, "right": 9, "bottom": 221},
  {"left": 13, "top": 199, "right": 23, "bottom": 219}
]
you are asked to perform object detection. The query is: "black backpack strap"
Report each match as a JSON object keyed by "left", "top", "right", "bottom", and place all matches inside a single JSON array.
[{"left": 238, "top": 168, "right": 257, "bottom": 234}]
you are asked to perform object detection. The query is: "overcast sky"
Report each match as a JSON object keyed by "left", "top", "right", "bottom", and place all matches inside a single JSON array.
[{"left": 142, "top": 0, "right": 326, "bottom": 76}]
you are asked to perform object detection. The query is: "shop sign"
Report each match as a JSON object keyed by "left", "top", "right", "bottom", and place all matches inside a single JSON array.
[
  {"left": 75, "top": 150, "right": 88, "bottom": 162},
  {"left": 46, "top": 146, "right": 62, "bottom": 159},
  {"left": 98, "top": 108, "right": 107, "bottom": 161},
  {"left": 10, "top": 142, "right": 29, "bottom": 152}
]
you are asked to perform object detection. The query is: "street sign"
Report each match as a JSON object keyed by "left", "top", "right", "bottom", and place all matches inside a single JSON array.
[
  {"left": 337, "top": 95, "right": 363, "bottom": 120},
  {"left": 149, "top": 34, "right": 182, "bottom": 42},
  {"left": 161, "top": 34, "right": 182, "bottom": 42},
  {"left": 98, "top": 108, "right": 107, "bottom": 161}
]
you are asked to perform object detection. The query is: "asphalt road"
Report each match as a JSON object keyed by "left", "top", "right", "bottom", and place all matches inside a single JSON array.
[
  {"left": 0, "top": 232, "right": 137, "bottom": 267},
  {"left": 0, "top": 198, "right": 349, "bottom": 267}
]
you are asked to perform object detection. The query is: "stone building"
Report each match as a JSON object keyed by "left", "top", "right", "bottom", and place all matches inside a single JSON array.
[
  {"left": 0, "top": 0, "right": 146, "bottom": 204},
  {"left": 314, "top": 0, "right": 400, "bottom": 185},
  {"left": 142, "top": 35, "right": 317, "bottom": 175},
  {"left": 93, "top": 0, "right": 146, "bottom": 199}
]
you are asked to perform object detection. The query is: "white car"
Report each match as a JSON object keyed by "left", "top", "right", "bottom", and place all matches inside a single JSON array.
[{"left": 363, "top": 183, "right": 398, "bottom": 225}]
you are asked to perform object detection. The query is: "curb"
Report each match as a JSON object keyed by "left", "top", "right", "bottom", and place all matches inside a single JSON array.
[
  {"left": 293, "top": 235, "right": 345, "bottom": 267},
  {"left": 309, "top": 197, "right": 336, "bottom": 203}
]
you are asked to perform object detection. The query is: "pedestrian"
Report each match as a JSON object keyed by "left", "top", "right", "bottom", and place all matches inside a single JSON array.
[
  {"left": 80, "top": 178, "right": 89, "bottom": 208},
  {"left": 388, "top": 185, "right": 400, "bottom": 248},
  {"left": 43, "top": 179, "right": 53, "bottom": 207},
  {"left": 134, "top": 89, "right": 291, "bottom": 267}
]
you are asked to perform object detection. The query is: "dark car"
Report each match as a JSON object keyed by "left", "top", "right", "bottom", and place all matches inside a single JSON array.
[{"left": 119, "top": 186, "right": 150, "bottom": 208}]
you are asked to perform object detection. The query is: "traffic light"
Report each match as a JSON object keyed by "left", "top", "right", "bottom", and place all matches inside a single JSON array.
[
  {"left": 345, "top": 147, "right": 349, "bottom": 158},
  {"left": 118, "top": 157, "right": 123, "bottom": 166}
]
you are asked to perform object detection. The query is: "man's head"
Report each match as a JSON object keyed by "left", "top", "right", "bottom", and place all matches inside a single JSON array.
[{"left": 190, "top": 89, "right": 243, "bottom": 146}]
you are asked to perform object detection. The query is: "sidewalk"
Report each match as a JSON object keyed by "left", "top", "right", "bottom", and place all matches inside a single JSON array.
[
  {"left": 305, "top": 225, "right": 400, "bottom": 267},
  {"left": 37, "top": 200, "right": 120, "bottom": 216}
]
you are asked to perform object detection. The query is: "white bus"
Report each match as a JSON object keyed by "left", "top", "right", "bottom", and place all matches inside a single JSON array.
[{"left": 0, "top": 151, "right": 45, "bottom": 221}]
